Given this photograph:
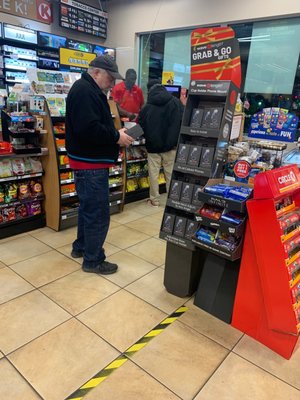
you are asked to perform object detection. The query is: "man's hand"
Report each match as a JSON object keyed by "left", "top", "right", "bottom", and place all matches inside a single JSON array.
[{"left": 117, "top": 128, "right": 134, "bottom": 146}]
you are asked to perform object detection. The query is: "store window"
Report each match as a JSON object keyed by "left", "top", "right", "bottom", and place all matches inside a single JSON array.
[{"left": 138, "top": 17, "right": 300, "bottom": 132}]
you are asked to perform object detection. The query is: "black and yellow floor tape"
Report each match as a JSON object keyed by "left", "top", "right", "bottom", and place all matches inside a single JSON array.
[{"left": 66, "top": 306, "right": 188, "bottom": 400}]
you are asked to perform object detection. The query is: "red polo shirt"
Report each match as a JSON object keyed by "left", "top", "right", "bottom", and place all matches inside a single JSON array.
[{"left": 111, "top": 81, "right": 144, "bottom": 114}]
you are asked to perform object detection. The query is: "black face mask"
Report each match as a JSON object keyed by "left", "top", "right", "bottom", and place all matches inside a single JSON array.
[{"left": 125, "top": 76, "right": 136, "bottom": 90}]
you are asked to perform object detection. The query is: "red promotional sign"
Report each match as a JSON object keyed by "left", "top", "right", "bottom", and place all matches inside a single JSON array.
[
  {"left": 234, "top": 160, "right": 251, "bottom": 179},
  {"left": 191, "top": 27, "right": 241, "bottom": 89},
  {"left": 273, "top": 169, "right": 299, "bottom": 193},
  {"left": 36, "top": 0, "right": 52, "bottom": 24}
]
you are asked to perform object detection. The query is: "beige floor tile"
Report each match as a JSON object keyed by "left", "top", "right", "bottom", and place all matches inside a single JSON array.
[
  {"left": 0, "top": 236, "right": 51, "bottom": 265},
  {"left": 78, "top": 290, "right": 166, "bottom": 352},
  {"left": 85, "top": 359, "right": 180, "bottom": 400},
  {"left": 30, "top": 226, "right": 77, "bottom": 248},
  {"left": 0, "top": 290, "right": 70, "bottom": 354},
  {"left": 0, "top": 232, "right": 30, "bottom": 244},
  {"left": 194, "top": 353, "right": 300, "bottom": 400},
  {"left": 0, "top": 268, "right": 34, "bottom": 305},
  {"left": 126, "top": 268, "right": 187, "bottom": 314},
  {"left": 0, "top": 359, "right": 41, "bottom": 400},
  {"left": 40, "top": 269, "right": 119, "bottom": 315},
  {"left": 0, "top": 261, "right": 6, "bottom": 269},
  {"left": 0, "top": 351, "right": 3, "bottom": 359},
  {"left": 233, "top": 335, "right": 300, "bottom": 390},
  {"left": 131, "top": 320, "right": 228, "bottom": 400},
  {"left": 109, "top": 220, "right": 121, "bottom": 229},
  {"left": 129, "top": 201, "right": 165, "bottom": 216},
  {"left": 126, "top": 237, "right": 166, "bottom": 266},
  {"left": 104, "top": 250, "right": 158, "bottom": 287},
  {"left": 8, "top": 319, "right": 119, "bottom": 400},
  {"left": 106, "top": 225, "right": 150, "bottom": 249},
  {"left": 10, "top": 250, "right": 80, "bottom": 287},
  {"left": 126, "top": 215, "right": 162, "bottom": 236},
  {"left": 56, "top": 241, "right": 121, "bottom": 261},
  {"left": 111, "top": 209, "right": 145, "bottom": 224},
  {"left": 180, "top": 299, "right": 243, "bottom": 349}
]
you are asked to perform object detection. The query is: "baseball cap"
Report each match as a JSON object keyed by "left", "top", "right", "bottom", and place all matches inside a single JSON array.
[{"left": 89, "top": 55, "right": 124, "bottom": 80}]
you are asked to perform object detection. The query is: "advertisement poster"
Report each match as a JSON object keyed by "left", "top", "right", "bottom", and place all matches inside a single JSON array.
[
  {"left": 190, "top": 27, "right": 241, "bottom": 89},
  {"left": 248, "top": 108, "right": 299, "bottom": 142},
  {"left": 0, "top": 0, "right": 52, "bottom": 24},
  {"left": 162, "top": 71, "right": 175, "bottom": 85}
]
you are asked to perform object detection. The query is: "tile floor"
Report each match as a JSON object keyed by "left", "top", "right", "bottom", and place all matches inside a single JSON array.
[{"left": 0, "top": 195, "right": 300, "bottom": 400}]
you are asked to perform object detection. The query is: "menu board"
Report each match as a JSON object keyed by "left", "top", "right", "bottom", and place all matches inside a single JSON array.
[{"left": 59, "top": 0, "right": 107, "bottom": 39}]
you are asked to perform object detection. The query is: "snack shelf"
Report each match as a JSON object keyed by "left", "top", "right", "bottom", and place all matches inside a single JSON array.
[
  {"left": 0, "top": 213, "right": 45, "bottom": 229},
  {"left": 109, "top": 170, "right": 123, "bottom": 176},
  {"left": 127, "top": 172, "right": 149, "bottom": 179},
  {"left": 0, "top": 172, "right": 43, "bottom": 183},
  {"left": 159, "top": 231, "right": 196, "bottom": 251},
  {"left": 127, "top": 158, "right": 147, "bottom": 164},
  {"left": 61, "top": 192, "right": 77, "bottom": 199},
  {"left": 192, "top": 235, "right": 243, "bottom": 261},
  {"left": 109, "top": 182, "right": 123, "bottom": 189},
  {"left": 0, "top": 197, "right": 44, "bottom": 209},
  {"left": 0, "top": 152, "right": 43, "bottom": 158},
  {"left": 61, "top": 179, "right": 74, "bottom": 185},
  {"left": 195, "top": 214, "right": 246, "bottom": 236},
  {"left": 281, "top": 226, "right": 300, "bottom": 243}
]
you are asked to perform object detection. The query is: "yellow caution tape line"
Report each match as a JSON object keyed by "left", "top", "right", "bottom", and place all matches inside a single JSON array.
[{"left": 66, "top": 306, "right": 188, "bottom": 400}]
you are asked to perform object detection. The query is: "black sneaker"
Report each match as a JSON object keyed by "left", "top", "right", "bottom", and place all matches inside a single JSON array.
[
  {"left": 82, "top": 261, "right": 118, "bottom": 275},
  {"left": 71, "top": 250, "right": 83, "bottom": 258}
]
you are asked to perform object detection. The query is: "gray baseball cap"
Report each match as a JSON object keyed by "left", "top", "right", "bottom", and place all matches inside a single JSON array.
[{"left": 89, "top": 54, "right": 123, "bottom": 80}]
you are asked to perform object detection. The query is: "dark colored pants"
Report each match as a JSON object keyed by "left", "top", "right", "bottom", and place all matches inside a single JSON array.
[{"left": 72, "top": 169, "right": 109, "bottom": 268}]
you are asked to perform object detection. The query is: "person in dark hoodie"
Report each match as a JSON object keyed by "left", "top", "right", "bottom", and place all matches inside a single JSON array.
[
  {"left": 66, "top": 55, "right": 134, "bottom": 275},
  {"left": 139, "top": 79, "right": 183, "bottom": 207}
]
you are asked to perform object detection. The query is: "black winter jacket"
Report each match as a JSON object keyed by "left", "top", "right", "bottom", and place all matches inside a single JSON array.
[
  {"left": 139, "top": 84, "right": 183, "bottom": 153},
  {"left": 66, "top": 72, "right": 120, "bottom": 164}
]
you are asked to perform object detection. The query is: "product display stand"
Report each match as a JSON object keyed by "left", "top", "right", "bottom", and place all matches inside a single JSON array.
[
  {"left": 232, "top": 165, "right": 300, "bottom": 359},
  {"left": 160, "top": 80, "right": 240, "bottom": 303}
]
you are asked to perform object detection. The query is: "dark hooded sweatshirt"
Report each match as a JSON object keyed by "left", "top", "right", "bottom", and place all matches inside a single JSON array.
[{"left": 139, "top": 84, "right": 183, "bottom": 153}]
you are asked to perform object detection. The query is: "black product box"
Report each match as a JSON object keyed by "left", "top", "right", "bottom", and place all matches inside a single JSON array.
[
  {"left": 161, "top": 213, "right": 175, "bottom": 234},
  {"left": 199, "top": 146, "right": 215, "bottom": 168},
  {"left": 190, "top": 108, "right": 204, "bottom": 128},
  {"left": 187, "top": 145, "right": 202, "bottom": 167},
  {"left": 185, "top": 219, "right": 198, "bottom": 240},
  {"left": 201, "top": 107, "right": 223, "bottom": 129},
  {"left": 174, "top": 216, "right": 187, "bottom": 237},
  {"left": 169, "top": 180, "right": 183, "bottom": 201},
  {"left": 180, "top": 182, "right": 194, "bottom": 204},
  {"left": 192, "top": 185, "right": 203, "bottom": 206},
  {"left": 176, "top": 143, "right": 190, "bottom": 164}
]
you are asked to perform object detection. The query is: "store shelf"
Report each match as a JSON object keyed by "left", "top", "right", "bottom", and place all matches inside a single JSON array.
[
  {"left": 194, "top": 213, "right": 246, "bottom": 236},
  {"left": 0, "top": 213, "right": 45, "bottom": 239},
  {"left": 173, "top": 162, "right": 211, "bottom": 178},
  {"left": 61, "top": 178, "right": 74, "bottom": 185},
  {"left": 166, "top": 198, "right": 199, "bottom": 214},
  {"left": 0, "top": 172, "right": 43, "bottom": 183},
  {"left": 160, "top": 231, "right": 196, "bottom": 251},
  {"left": 181, "top": 125, "right": 220, "bottom": 139},
  {"left": 127, "top": 158, "right": 147, "bottom": 164},
  {"left": 61, "top": 192, "right": 77, "bottom": 199}
]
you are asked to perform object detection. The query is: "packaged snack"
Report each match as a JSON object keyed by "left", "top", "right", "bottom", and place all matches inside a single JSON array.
[
  {"left": 0, "top": 210, "right": 3, "bottom": 224},
  {"left": 216, "top": 231, "right": 239, "bottom": 251},
  {"left": 4, "top": 183, "right": 18, "bottom": 203},
  {"left": 0, "top": 159, "right": 12, "bottom": 178},
  {"left": 28, "top": 157, "right": 43, "bottom": 173},
  {"left": 2, "top": 206, "right": 16, "bottom": 222},
  {"left": 30, "top": 180, "right": 43, "bottom": 197},
  {"left": 18, "top": 181, "right": 31, "bottom": 200},
  {"left": 204, "top": 184, "right": 228, "bottom": 196},
  {"left": 15, "top": 204, "right": 28, "bottom": 218},
  {"left": 199, "top": 204, "right": 223, "bottom": 220},
  {"left": 11, "top": 158, "right": 25, "bottom": 176},
  {"left": 0, "top": 185, "right": 4, "bottom": 203},
  {"left": 196, "top": 227, "right": 217, "bottom": 243},
  {"left": 220, "top": 210, "right": 244, "bottom": 225},
  {"left": 26, "top": 201, "right": 42, "bottom": 216}
]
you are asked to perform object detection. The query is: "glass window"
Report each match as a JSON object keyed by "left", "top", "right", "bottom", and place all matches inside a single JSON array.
[{"left": 138, "top": 17, "right": 300, "bottom": 133}]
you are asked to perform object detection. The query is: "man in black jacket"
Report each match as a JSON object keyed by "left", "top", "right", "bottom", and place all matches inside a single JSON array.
[
  {"left": 139, "top": 80, "right": 183, "bottom": 206},
  {"left": 66, "top": 55, "right": 133, "bottom": 274}
]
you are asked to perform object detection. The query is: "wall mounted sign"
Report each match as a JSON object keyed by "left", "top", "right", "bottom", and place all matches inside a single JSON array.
[
  {"left": 59, "top": 47, "right": 96, "bottom": 69},
  {"left": 59, "top": 0, "right": 107, "bottom": 39},
  {"left": 0, "top": 0, "right": 52, "bottom": 24}
]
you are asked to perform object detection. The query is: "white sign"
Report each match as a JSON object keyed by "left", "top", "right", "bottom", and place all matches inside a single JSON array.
[{"left": 4, "top": 23, "right": 37, "bottom": 44}]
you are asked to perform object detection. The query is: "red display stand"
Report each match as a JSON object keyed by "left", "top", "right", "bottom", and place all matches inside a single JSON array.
[{"left": 232, "top": 165, "right": 300, "bottom": 359}]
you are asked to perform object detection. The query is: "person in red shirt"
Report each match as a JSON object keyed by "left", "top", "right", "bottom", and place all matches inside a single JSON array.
[{"left": 111, "top": 69, "right": 144, "bottom": 121}]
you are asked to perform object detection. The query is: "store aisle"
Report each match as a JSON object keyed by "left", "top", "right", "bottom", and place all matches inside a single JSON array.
[{"left": 0, "top": 195, "right": 300, "bottom": 400}]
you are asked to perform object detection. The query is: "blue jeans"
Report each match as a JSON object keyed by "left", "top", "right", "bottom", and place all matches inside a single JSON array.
[{"left": 72, "top": 169, "right": 110, "bottom": 268}]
